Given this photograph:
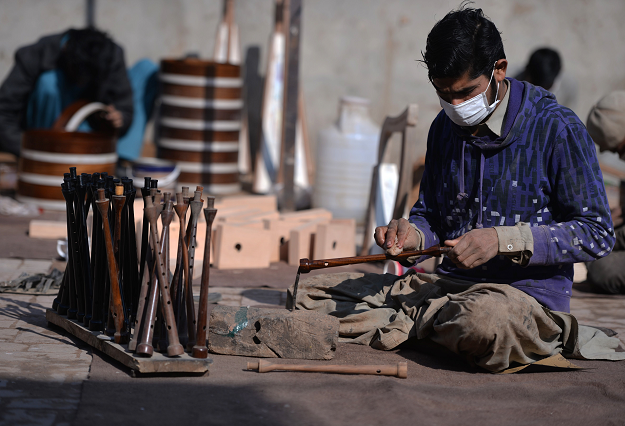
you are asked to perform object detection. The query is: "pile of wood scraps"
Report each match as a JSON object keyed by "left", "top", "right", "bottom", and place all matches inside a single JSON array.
[{"left": 204, "top": 195, "right": 356, "bottom": 269}]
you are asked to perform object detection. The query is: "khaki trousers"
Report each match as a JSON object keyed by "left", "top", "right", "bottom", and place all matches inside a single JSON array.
[{"left": 288, "top": 271, "right": 625, "bottom": 372}]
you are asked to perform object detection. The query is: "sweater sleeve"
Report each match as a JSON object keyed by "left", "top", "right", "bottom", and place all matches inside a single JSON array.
[
  {"left": 407, "top": 125, "right": 443, "bottom": 261},
  {"left": 528, "top": 123, "right": 615, "bottom": 265},
  {"left": 98, "top": 44, "right": 133, "bottom": 137},
  {"left": 0, "top": 45, "right": 41, "bottom": 156}
]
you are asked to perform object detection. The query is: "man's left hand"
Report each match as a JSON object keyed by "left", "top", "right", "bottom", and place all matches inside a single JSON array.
[
  {"left": 103, "top": 105, "right": 123, "bottom": 129},
  {"left": 444, "top": 228, "right": 499, "bottom": 269}
]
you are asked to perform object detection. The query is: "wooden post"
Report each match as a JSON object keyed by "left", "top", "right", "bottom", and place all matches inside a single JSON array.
[{"left": 280, "top": 0, "right": 302, "bottom": 212}]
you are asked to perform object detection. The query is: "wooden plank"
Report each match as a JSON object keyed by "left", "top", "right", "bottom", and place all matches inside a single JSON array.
[
  {"left": 215, "top": 194, "right": 277, "bottom": 212},
  {"left": 208, "top": 306, "right": 338, "bottom": 360},
  {"left": 46, "top": 309, "right": 211, "bottom": 374},
  {"left": 29, "top": 220, "right": 66, "bottom": 239},
  {"left": 219, "top": 210, "right": 280, "bottom": 224},
  {"left": 213, "top": 223, "right": 272, "bottom": 269},
  {"left": 313, "top": 219, "right": 356, "bottom": 259},
  {"left": 288, "top": 217, "right": 330, "bottom": 265},
  {"left": 279, "top": 208, "right": 332, "bottom": 222}
]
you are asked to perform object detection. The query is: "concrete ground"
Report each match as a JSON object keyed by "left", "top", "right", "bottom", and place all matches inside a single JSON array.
[{"left": 1, "top": 214, "right": 625, "bottom": 425}]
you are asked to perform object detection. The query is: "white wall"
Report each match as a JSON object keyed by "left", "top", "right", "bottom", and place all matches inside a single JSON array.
[{"left": 1, "top": 0, "right": 625, "bottom": 160}]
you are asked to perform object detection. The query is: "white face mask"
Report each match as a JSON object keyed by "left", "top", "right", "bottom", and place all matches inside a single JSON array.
[{"left": 438, "top": 65, "right": 500, "bottom": 127}]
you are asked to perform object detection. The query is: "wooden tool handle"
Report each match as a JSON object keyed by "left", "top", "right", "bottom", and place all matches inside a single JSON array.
[
  {"left": 247, "top": 359, "right": 407, "bottom": 379},
  {"left": 299, "top": 245, "right": 451, "bottom": 273}
]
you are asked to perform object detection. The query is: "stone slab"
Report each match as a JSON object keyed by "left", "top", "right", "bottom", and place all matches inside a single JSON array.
[{"left": 208, "top": 306, "right": 339, "bottom": 360}]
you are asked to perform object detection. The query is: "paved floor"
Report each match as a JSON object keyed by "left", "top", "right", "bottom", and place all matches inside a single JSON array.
[{"left": 1, "top": 214, "right": 624, "bottom": 425}]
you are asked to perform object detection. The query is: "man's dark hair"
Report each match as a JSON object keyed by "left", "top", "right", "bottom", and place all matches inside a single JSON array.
[
  {"left": 58, "top": 28, "right": 116, "bottom": 100},
  {"left": 525, "top": 48, "right": 561, "bottom": 90},
  {"left": 421, "top": 4, "right": 505, "bottom": 81}
]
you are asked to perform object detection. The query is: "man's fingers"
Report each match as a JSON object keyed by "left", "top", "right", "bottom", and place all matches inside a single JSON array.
[
  {"left": 385, "top": 220, "right": 398, "bottom": 248},
  {"left": 374, "top": 226, "right": 388, "bottom": 248},
  {"left": 396, "top": 219, "right": 412, "bottom": 248}
]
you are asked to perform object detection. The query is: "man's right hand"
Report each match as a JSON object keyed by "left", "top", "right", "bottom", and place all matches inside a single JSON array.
[{"left": 374, "top": 218, "right": 420, "bottom": 253}]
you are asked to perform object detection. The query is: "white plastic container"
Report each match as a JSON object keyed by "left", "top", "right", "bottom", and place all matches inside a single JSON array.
[{"left": 313, "top": 96, "right": 380, "bottom": 225}]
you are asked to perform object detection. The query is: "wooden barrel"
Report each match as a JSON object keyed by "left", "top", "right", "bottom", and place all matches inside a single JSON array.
[
  {"left": 16, "top": 101, "right": 117, "bottom": 210},
  {"left": 157, "top": 59, "right": 242, "bottom": 194}
]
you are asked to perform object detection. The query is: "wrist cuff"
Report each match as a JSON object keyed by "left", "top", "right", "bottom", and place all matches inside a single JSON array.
[{"left": 493, "top": 222, "right": 534, "bottom": 266}]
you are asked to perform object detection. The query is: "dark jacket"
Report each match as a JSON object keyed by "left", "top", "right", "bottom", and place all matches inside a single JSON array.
[
  {"left": 0, "top": 30, "right": 133, "bottom": 157},
  {"left": 409, "top": 78, "right": 614, "bottom": 312}
]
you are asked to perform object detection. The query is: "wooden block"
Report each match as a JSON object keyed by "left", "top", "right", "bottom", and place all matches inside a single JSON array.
[
  {"left": 29, "top": 220, "right": 66, "bottom": 239},
  {"left": 263, "top": 218, "right": 308, "bottom": 263},
  {"left": 313, "top": 219, "right": 356, "bottom": 259},
  {"left": 213, "top": 223, "right": 272, "bottom": 269},
  {"left": 288, "top": 217, "right": 331, "bottom": 265},
  {"left": 215, "top": 194, "right": 277, "bottom": 212},
  {"left": 208, "top": 306, "right": 339, "bottom": 360},
  {"left": 279, "top": 208, "right": 332, "bottom": 222}
]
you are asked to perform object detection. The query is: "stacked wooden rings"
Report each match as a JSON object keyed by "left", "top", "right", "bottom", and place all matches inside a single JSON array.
[
  {"left": 17, "top": 128, "right": 116, "bottom": 211},
  {"left": 158, "top": 59, "right": 242, "bottom": 194}
]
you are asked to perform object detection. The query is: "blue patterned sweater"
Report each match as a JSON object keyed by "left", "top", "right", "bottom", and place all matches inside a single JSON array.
[{"left": 410, "top": 78, "right": 615, "bottom": 312}]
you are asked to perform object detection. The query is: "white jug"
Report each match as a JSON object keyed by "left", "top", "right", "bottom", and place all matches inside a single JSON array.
[{"left": 313, "top": 96, "right": 380, "bottom": 225}]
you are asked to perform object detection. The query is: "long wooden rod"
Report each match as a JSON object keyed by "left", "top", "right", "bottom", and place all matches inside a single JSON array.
[{"left": 298, "top": 245, "right": 451, "bottom": 273}]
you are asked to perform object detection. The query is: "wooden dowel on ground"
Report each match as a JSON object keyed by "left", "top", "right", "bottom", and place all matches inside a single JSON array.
[{"left": 246, "top": 359, "right": 408, "bottom": 378}]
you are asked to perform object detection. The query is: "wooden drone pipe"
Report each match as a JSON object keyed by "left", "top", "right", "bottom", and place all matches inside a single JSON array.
[
  {"left": 144, "top": 197, "right": 184, "bottom": 357},
  {"left": 192, "top": 196, "right": 216, "bottom": 359},
  {"left": 95, "top": 188, "right": 128, "bottom": 344},
  {"left": 246, "top": 359, "right": 408, "bottom": 379},
  {"left": 298, "top": 245, "right": 452, "bottom": 273}
]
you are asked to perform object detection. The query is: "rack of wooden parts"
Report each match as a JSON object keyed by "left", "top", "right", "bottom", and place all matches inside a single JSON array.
[{"left": 46, "top": 309, "right": 212, "bottom": 375}]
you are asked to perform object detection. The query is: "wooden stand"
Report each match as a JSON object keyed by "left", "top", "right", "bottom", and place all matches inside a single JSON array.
[{"left": 46, "top": 309, "right": 212, "bottom": 375}]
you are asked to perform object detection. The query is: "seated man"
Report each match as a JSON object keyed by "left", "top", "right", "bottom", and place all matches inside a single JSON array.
[
  {"left": 290, "top": 6, "right": 624, "bottom": 372},
  {"left": 585, "top": 91, "right": 625, "bottom": 294},
  {"left": 514, "top": 47, "right": 578, "bottom": 110},
  {"left": 0, "top": 28, "right": 158, "bottom": 161}
]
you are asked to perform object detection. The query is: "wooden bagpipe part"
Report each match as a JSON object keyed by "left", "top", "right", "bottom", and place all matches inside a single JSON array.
[
  {"left": 183, "top": 188, "right": 203, "bottom": 351},
  {"left": 246, "top": 359, "right": 408, "bottom": 379},
  {"left": 155, "top": 193, "right": 171, "bottom": 353},
  {"left": 58, "top": 174, "right": 78, "bottom": 318},
  {"left": 192, "top": 196, "right": 217, "bottom": 359},
  {"left": 75, "top": 174, "right": 93, "bottom": 327},
  {"left": 95, "top": 188, "right": 129, "bottom": 345},
  {"left": 61, "top": 175, "right": 87, "bottom": 322},
  {"left": 135, "top": 194, "right": 171, "bottom": 356},
  {"left": 88, "top": 174, "right": 107, "bottom": 332},
  {"left": 142, "top": 196, "right": 184, "bottom": 357},
  {"left": 129, "top": 179, "right": 154, "bottom": 352},
  {"left": 298, "top": 245, "right": 452, "bottom": 274},
  {"left": 173, "top": 192, "right": 195, "bottom": 349}
]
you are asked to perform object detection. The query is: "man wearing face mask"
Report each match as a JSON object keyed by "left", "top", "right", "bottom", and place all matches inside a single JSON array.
[{"left": 290, "top": 6, "right": 624, "bottom": 372}]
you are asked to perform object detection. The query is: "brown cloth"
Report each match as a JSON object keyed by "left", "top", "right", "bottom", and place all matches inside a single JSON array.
[{"left": 287, "top": 270, "right": 625, "bottom": 372}]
